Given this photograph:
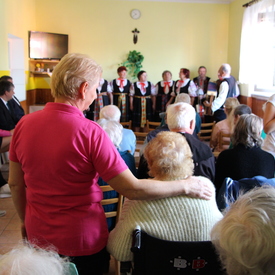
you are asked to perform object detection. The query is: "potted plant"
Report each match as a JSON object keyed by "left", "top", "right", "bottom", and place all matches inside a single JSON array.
[{"left": 120, "top": 50, "right": 144, "bottom": 80}]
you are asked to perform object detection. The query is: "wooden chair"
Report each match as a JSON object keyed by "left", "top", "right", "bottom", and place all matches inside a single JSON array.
[
  {"left": 198, "top": 122, "right": 216, "bottom": 141},
  {"left": 218, "top": 131, "right": 231, "bottom": 149},
  {"left": 146, "top": 120, "right": 160, "bottom": 132},
  {"left": 100, "top": 185, "right": 124, "bottom": 275},
  {"left": 120, "top": 120, "right": 132, "bottom": 129},
  {"left": 134, "top": 132, "right": 148, "bottom": 145}
]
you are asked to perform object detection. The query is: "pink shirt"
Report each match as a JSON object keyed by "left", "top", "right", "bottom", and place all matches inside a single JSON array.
[{"left": 9, "top": 103, "right": 128, "bottom": 256}]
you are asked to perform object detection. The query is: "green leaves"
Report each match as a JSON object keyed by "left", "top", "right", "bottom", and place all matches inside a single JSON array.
[{"left": 120, "top": 50, "right": 144, "bottom": 80}]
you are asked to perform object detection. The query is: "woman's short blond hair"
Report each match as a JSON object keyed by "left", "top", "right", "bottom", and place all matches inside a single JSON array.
[
  {"left": 144, "top": 131, "right": 194, "bottom": 180},
  {"left": 51, "top": 53, "right": 102, "bottom": 100},
  {"left": 211, "top": 186, "right": 275, "bottom": 275}
]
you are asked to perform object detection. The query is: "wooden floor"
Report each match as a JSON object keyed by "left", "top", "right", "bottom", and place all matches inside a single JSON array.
[{"left": 0, "top": 163, "right": 116, "bottom": 275}]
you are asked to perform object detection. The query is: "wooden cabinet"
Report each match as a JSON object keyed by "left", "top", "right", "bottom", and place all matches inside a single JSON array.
[
  {"left": 26, "top": 89, "right": 54, "bottom": 114},
  {"left": 29, "top": 59, "right": 59, "bottom": 76}
]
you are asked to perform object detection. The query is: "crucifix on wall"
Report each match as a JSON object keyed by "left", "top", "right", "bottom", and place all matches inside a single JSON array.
[{"left": 132, "top": 28, "right": 140, "bottom": 44}]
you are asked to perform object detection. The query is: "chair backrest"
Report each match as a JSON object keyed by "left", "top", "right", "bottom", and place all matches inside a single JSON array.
[
  {"left": 218, "top": 131, "right": 231, "bottom": 150},
  {"left": 120, "top": 120, "right": 132, "bottom": 129},
  {"left": 134, "top": 132, "right": 148, "bottom": 145},
  {"left": 100, "top": 185, "right": 124, "bottom": 275},
  {"left": 146, "top": 120, "right": 160, "bottom": 132},
  {"left": 100, "top": 185, "right": 124, "bottom": 225},
  {"left": 198, "top": 122, "right": 216, "bottom": 141},
  {"left": 131, "top": 229, "right": 225, "bottom": 275}
]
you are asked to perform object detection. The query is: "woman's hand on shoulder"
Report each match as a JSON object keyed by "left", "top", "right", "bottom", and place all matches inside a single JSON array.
[{"left": 182, "top": 176, "right": 213, "bottom": 200}]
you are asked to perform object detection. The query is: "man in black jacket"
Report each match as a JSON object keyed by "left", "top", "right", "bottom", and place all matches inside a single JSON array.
[
  {"left": 0, "top": 75, "right": 25, "bottom": 122},
  {"left": 137, "top": 102, "right": 215, "bottom": 182}
]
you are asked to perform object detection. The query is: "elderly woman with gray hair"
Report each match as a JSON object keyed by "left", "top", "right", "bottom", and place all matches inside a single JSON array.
[
  {"left": 214, "top": 114, "right": 275, "bottom": 194},
  {"left": 8, "top": 53, "right": 212, "bottom": 275}
]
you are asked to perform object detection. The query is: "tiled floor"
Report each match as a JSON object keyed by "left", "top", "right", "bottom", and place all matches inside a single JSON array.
[
  {"left": 0, "top": 164, "right": 116, "bottom": 275},
  {"left": 0, "top": 197, "right": 22, "bottom": 255}
]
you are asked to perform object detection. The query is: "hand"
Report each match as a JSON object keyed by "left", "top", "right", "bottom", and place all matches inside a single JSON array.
[
  {"left": 182, "top": 176, "right": 213, "bottom": 200},
  {"left": 203, "top": 101, "right": 210, "bottom": 107}
]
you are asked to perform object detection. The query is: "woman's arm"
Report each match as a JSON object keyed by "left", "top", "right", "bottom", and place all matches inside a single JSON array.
[
  {"left": 108, "top": 169, "right": 212, "bottom": 201},
  {"left": 8, "top": 160, "right": 27, "bottom": 239},
  {"left": 263, "top": 102, "right": 275, "bottom": 134}
]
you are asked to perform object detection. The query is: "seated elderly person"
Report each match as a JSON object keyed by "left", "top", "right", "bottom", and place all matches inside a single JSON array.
[
  {"left": 0, "top": 243, "right": 77, "bottom": 275},
  {"left": 215, "top": 114, "right": 275, "bottom": 194},
  {"left": 211, "top": 186, "right": 275, "bottom": 275},
  {"left": 97, "top": 118, "right": 136, "bottom": 231},
  {"left": 107, "top": 131, "right": 222, "bottom": 261},
  {"left": 99, "top": 105, "right": 136, "bottom": 155}
]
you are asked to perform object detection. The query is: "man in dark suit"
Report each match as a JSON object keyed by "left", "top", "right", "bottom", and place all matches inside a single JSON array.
[
  {"left": 0, "top": 80, "right": 18, "bottom": 130},
  {"left": 0, "top": 76, "right": 25, "bottom": 121}
]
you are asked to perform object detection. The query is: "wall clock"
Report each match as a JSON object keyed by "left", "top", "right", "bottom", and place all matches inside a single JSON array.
[{"left": 130, "top": 9, "right": 141, "bottom": 20}]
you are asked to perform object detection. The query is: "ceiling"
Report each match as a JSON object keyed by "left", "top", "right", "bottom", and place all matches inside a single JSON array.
[{"left": 125, "top": 0, "right": 234, "bottom": 4}]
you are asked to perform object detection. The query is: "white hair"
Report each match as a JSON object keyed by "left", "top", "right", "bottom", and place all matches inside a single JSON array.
[
  {"left": 211, "top": 186, "right": 275, "bottom": 275},
  {"left": 166, "top": 102, "right": 196, "bottom": 131},
  {"left": 99, "top": 105, "right": 121, "bottom": 122},
  {"left": 97, "top": 118, "right": 123, "bottom": 148},
  {"left": 175, "top": 93, "right": 191, "bottom": 104},
  {"left": 221, "top": 63, "right": 231, "bottom": 75},
  {"left": 0, "top": 243, "right": 70, "bottom": 275}
]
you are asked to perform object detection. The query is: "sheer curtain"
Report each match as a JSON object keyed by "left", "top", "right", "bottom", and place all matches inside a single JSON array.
[{"left": 239, "top": 0, "right": 275, "bottom": 89}]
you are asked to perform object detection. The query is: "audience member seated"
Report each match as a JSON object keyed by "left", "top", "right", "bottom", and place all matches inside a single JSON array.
[
  {"left": 0, "top": 243, "right": 77, "bottom": 275},
  {"left": 0, "top": 81, "right": 20, "bottom": 130},
  {"left": 211, "top": 186, "right": 275, "bottom": 275},
  {"left": 97, "top": 119, "right": 137, "bottom": 273},
  {"left": 210, "top": 97, "right": 239, "bottom": 153},
  {"left": 97, "top": 118, "right": 136, "bottom": 231},
  {"left": 107, "top": 131, "right": 222, "bottom": 261},
  {"left": 0, "top": 75, "right": 25, "bottom": 121},
  {"left": 0, "top": 128, "right": 14, "bottom": 198},
  {"left": 227, "top": 104, "right": 252, "bottom": 149},
  {"left": 99, "top": 105, "right": 136, "bottom": 155},
  {"left": 214, "top": 114, "right": 275, "bottom": 194},
  {"left": 217, "top": 175, "right": 275, "bottom": 211},
  {"left": 233, "top": 104, "right": 252, "bottom": 124},
  {"left": 262, "top": 94, "right": 275, "bottom": 156},
  {"left": 138, "top": 102, "right": 215, "bottom": 182},
  {"left": 157, "top": 93, "right": 201, "bottom": 138}
]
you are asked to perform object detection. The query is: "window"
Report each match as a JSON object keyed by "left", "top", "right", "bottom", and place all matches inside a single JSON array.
[{"left": 239, "top": 0, "right": 275, "bottom": 92}]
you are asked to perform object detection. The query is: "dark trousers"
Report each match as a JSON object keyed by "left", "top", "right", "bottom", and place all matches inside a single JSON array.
[
  {"left": 0, "top": 171, "right": 7, "bottom": 188},
  {"left": 214, "top": 109, "right": 226, "bottom": 123},
  {"left": 61, "top": 247, "right": 108, "bottom": 275}
]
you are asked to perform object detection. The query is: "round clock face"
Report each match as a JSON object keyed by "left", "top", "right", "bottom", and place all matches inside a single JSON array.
[{"left": 131, "top": 9, "right": 141, "bottom": 20}]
